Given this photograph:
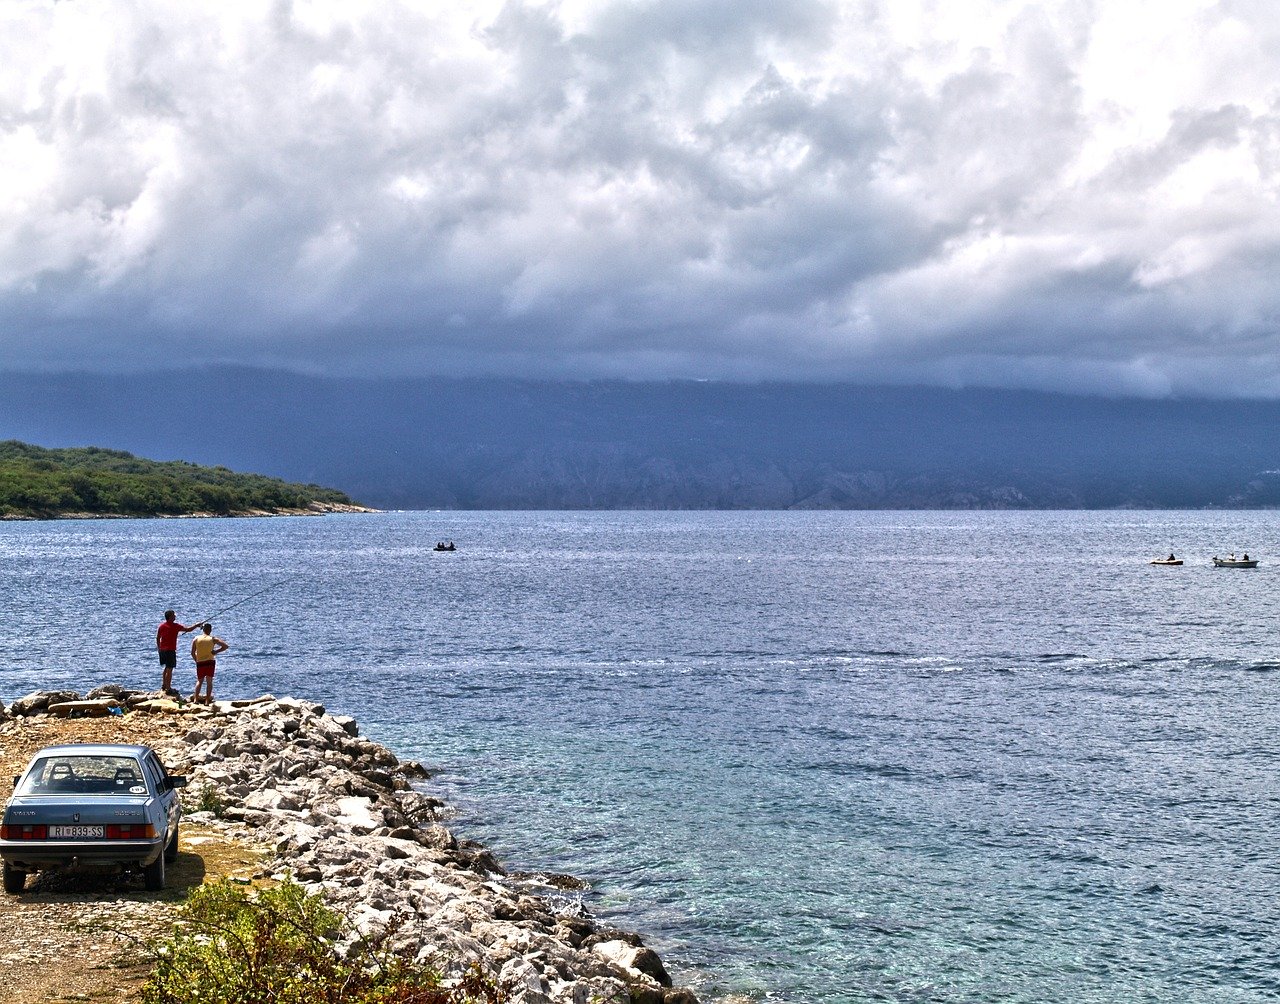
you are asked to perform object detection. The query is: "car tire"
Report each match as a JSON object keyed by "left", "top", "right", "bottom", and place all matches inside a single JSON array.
[
  {"left": 144, "top": 849, "right": 165, "bottom": 891},
  {"left": 3, "top": 864, "right": 25, "bottom": 894},
  {"left": 164, "top": 823, "right": 179, "bottom": 864}
]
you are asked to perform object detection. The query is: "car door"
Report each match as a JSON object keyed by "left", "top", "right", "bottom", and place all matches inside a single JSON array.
[
  {"left": 157, "top": 753, "right": 181, "bottom": 832},
  {"left": 142, "top": 753, "right": 176, "bottom": 837}
]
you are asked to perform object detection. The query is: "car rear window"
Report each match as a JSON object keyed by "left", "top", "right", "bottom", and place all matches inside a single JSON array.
[{"left": 16, "top": 755, "right": 151, "bottom": 796}]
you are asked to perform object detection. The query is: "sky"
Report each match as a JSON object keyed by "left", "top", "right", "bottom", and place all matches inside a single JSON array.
[{"left": 3, "top": 0, "right": 1279, "bottom": 396}]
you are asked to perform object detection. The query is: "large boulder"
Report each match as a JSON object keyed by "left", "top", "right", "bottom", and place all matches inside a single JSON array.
[
  {"left": 497, "top": 958, "right": 552, "bottom": 1004},
  {"left": 591, "top": 940, "right": 671, "bottom": 988},
  {"left": 86, "top": 683, "right": 134, "bottom": 700},
  {"left": 9, "top": 690, "right": 81, "bottom": 716},
  {"left": 133, "top": 698, "right": 187, "bottom": 714},
  {"left": 417, "top": 824, "right": 457, "bottom": 851},
  {"left": 332, "top": 715, "right": 359, "bottom": 736}
]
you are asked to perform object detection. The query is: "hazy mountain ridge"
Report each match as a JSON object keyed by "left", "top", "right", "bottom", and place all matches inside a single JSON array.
[{"left": 3, "top": 370, "right": 1279, "bottom": 509}]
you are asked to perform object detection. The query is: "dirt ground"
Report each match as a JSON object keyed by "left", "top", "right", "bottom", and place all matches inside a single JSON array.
[{"left": 0, "top": 713, "right": 264, "bottom": 1002}]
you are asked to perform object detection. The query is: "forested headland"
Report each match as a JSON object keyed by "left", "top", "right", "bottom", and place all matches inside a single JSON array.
[{"left": 0, "top": 440, "right": 363, "bottom": 519}]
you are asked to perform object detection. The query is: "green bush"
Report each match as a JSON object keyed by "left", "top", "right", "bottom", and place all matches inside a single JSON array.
[
  {"left": 184, "top": 783, "right": 226, "bottom": 818},
  {"left": 143, "top": 878, "right": 508, "bottom": 1004}
]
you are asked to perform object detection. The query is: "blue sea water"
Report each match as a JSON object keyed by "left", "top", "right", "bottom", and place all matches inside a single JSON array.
[{"left": 2, "top": 510, "right": 1280, "bottom": 1002}]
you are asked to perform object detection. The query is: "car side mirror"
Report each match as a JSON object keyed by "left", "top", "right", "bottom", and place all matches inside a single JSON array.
[{"left": 166, "top": 776, "right": 188, "bottom": 790}]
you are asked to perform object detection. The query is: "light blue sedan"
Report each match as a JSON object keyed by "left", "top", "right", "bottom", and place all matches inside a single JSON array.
[{"left": 0, "top": 743, "right": 187, "bottom": 892}]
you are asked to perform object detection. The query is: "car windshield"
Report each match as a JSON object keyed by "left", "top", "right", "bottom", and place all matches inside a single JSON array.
[{"left": 16, "top": 755, "right": 152, "bottom": 797}]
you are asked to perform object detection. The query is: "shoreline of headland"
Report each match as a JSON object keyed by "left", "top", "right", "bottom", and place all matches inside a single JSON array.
[
  {"left": 0, "top": 501, "right": 380, "bottom": 521},
  {"left": 0, "top": 687, "right": 699, "bottom": 1004}
]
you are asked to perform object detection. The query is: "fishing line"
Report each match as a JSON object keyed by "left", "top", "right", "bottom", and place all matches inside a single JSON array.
[{"left": 203, "top": 573, "right": 305, "bottom": 621}]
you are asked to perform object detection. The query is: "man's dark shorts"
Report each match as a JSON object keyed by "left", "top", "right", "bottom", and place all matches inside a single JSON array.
[{"left": 158, "top": 650, "right": 177, "bottom": 669}]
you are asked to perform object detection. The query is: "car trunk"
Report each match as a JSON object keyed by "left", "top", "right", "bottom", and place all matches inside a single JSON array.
[{"left": 4, "top": 794, "right": 153, "bottom": 827}]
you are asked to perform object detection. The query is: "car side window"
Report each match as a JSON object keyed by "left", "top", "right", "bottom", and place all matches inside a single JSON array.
[{"left": 141, "top": 754, "right": 165, "bottom": 794}]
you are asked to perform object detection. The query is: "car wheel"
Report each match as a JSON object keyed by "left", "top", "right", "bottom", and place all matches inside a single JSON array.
[
  {"left": 144, "top": 849, "right": 166, "bottom": 891},
  {"left": 164, "top": 823, "right": 179, "bottom": 864},
  {"left": 3, "top": 864, "right": 25, "bottom": 894}
]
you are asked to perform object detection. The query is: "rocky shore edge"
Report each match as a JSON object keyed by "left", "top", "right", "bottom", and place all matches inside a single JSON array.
[
  {"left": 1, "top": 501, "right": 379, "bottom": 520},
  {"left": 3, "top": 687, "right": 698, "bottom": 1004},
  {"left": 181, "top": 501, "right": 380, "bottom": 517}
]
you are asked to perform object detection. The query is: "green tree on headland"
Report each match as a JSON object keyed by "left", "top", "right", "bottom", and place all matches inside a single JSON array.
[{"left": 0, "top": 440, "right": 359, "bottom": 519}]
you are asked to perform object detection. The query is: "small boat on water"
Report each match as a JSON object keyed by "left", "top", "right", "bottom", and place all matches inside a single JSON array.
[
  {"left": 434, "top": 541, "right": 457, "bottom": 552},
  {"left": 1150, "top": 556, "right": 1183, "bottom": 566},
  {"left": 1213, "top": 555, "right": 1258, "bottom": 568}
]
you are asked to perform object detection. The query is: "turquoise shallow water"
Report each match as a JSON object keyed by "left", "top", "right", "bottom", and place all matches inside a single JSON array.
[{"left": 2, "top": 510, "right": 1280, "bottom": 1001}]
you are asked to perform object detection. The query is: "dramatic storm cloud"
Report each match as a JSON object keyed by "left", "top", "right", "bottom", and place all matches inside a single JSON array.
[{"left": 3, "top": 0, "right": 1279, "bottom": 393}]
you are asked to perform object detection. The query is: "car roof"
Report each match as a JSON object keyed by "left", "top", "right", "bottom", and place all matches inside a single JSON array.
[{"left": 29, "top": 744, "right": 152, "bottom": 758}]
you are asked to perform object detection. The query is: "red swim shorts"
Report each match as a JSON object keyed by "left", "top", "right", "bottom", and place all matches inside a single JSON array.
[{"left": 196, "top": 660, "right": 216, "bottom": 680}]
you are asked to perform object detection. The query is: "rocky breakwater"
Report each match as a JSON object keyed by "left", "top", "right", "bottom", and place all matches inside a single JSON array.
[{"left": 109, "top": 692, "right": 698, "bottom": 1004}]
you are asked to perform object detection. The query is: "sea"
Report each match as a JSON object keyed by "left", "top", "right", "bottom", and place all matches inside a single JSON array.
[{"left": 2, "top": 510, "right": 1279, "bottom": 1003}]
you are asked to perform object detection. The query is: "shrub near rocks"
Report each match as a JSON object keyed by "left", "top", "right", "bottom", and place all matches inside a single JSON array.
[{"left": 143, "top": 878, "right": 509, "bottom": 1004}]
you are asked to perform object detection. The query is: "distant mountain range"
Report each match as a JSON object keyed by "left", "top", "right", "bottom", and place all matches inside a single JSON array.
[{"left": 2, "top": 369, "right": 1280, "bottom": 509}]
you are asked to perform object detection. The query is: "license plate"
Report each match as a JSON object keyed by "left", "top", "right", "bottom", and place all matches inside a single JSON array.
[{"left": 49, "top": 825, "right": 104, "bottom": 838}]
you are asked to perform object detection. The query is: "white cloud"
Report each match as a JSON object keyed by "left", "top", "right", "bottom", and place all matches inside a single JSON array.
[{"left": 1, "top": 0, "right": 1279, "bottom": 394}]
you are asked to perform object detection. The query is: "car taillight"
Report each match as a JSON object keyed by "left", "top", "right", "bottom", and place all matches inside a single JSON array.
[
  {"left": 106, "top": 824, "right": 156, "bottom": 839},
  {"left": 0, "top": 824, "right": 48, "bottom": 840}
]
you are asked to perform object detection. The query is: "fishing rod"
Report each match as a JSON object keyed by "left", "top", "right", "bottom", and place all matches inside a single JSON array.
[{"left": 201, "top": 573, "right": 306, "bottom": 621}]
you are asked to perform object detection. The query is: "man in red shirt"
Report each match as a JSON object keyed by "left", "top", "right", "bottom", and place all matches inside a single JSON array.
[{"left": 156, "top": 610, "right": 199, "bottom": 694}]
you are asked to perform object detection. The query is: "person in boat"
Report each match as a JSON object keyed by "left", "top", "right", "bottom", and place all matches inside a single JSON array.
[
  {"left": 1243, "top": 553, "right": 1250, "bottom": 561},
  {"left": 1168, "top": 554, "right": 1176, "bottom": 561}
]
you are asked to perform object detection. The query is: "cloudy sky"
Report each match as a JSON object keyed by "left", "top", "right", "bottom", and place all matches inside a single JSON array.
[{"left": 2, "top": 0, "right": 1278, "bottom": 394}]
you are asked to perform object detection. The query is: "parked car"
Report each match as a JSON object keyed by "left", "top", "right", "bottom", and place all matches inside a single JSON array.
[{"left": 0, "top": 743, "right": 187, "bottom": 892}]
